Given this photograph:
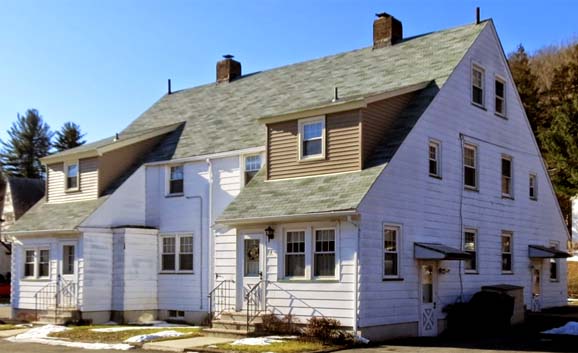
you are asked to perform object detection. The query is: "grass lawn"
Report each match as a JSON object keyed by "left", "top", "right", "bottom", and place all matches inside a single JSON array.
[
  {"left": 0, "top": 324, "right": 20, "bottom": 331},
  {"left": 49, "top": 325, "right": 202, "bottom": 343},
  {"left": 215, "top": 340, "right": 330, "bottom": 353}
]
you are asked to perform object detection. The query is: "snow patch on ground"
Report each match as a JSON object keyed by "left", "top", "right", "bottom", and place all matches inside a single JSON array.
[
  {"left": 124, "top": 330, "right": 185, "bottom": 343},
  {"left": 231, "top": 336, "right": 298, "bottom": 346},
  {"left": 6, "top": 324, "right": 133, "bottom": 350},
  {"left": 543, "top": 321, "right": 578, "bottom": 335}
]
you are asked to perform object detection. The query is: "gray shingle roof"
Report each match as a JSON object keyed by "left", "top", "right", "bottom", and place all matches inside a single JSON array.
[
  {"left": 124, "top": 22, "right": 487, "bottom": 160},
  {"left": 6, "top": 177, "right": 45, "bottom": 219}
]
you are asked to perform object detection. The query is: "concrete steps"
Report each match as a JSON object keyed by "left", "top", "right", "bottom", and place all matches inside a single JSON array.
[
  {"left": 33, "top": 309, "right": 78, "bottom": 325},
  {"left": 203, "top": 311, "right": 263, "bottom": 338}
]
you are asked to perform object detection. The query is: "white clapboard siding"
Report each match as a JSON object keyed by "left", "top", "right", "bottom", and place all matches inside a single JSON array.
[
  {"left": 47, "top": 158, "right": 99, "bottom": 203},
  {"left": 81, "top": 230, "right": 113, "bottom": 312},
  {"left": 357, "top": 23, "right": 568, "bottom": 329}
]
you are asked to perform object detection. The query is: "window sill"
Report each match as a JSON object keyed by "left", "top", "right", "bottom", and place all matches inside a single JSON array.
[
  {"left": 464, "top": 186, "right": 479, "bottom": 192},
  {"left": 21, "top": 278, "right": 51, "bottom": 282},
  {"left": 159, "top": 271, "right": 194, "bottom": 275},
  {"left": 471, "top": 102, "right": 486, "bottom": 110},
  {"left": 429, "top": 174, "right": 442, "bottom": 180},
  {"left": 65, "top": 188, "right": 81, "bottom": 194},
  {"left": 165, "top": 193, "right": 184, "bottom": 198},
  {"left": 530, "top": 197, "right": 538, "bottom": 201},
  {"left": 298, "top": 155, "right": 326, "bottom": 163},
  {"left": 501, "top": 271, "right": 514, "bottom": 275},
  {"left": 464, "top": 271, "right": 479, "bottom": 275},
  {"left": 495, "top": 112, "right": 508, "bottom": 119},
  {"left": 278, "top": 279, "right": 339, "bottom": 283},
  {"left": 550, "top": 279, "right": 560, "bottom": 283},
  {"left": 501, "top": 195, "right": 514, "bottom": 200},
  {"left": 382, "top": 277, "right": 404, "bottom": 282}
]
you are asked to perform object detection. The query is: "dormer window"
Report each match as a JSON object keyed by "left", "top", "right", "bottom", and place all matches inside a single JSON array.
[
  {"left": 65, "top": 162, "right": 79, "bottom": 191},
  {"left": 299, "top": 116, "right": 325, "bottom": 160},
  {"left": 472, "top": 65, "right": 484, "bottom": 107},
  {"left": 168, "top": 165, "right": 184, "bottom": 195}
]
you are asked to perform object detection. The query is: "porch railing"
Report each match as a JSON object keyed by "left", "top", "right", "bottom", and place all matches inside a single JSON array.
[
  {"left": 34, "top": 276, "right": 77, "bottom": 322},
  {"left": 245, "top": 279, "right": 265, "bottom": 329},
  {"left": 208, "top": 279, "right": 234, "bottom": 327}
]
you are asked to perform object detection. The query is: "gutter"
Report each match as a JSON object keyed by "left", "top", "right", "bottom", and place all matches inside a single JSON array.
[
  {"left": 216, "top": 210, "right": 358, "bottom": 226},
  {"left": 5, "top": 229, "right": 81, "bottom": 237},
  {"left": 145, "top": 146, "right": 265, "bottom": 167}
]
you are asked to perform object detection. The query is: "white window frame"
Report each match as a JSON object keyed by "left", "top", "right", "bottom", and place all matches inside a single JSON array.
[
  {"left": 428, "top": 139, "right": 441, "bottom": 178},
  {"left": 23, "top": 247, "right": 51, "bottom": 279},
  {"left": 463, "top": 143, "right": 478, "bottom": 190},
  {"left": 166, "top": 165, "right": 184, "bottom": 196},
  {"left": 298, "top": 116, "right": 326, "bottom": 161},
  {"left": 313, "top": 228, "right": 337, "bottom": 279},
  {"left": 159, "top": 234, "right": 194, "bottom": 273},
  {"left": 61, "top": 243, "right": 77, "bottom": 276},
  {"left": 471, "top": 64, "right": 485, "bottom": 108},
  {"left": 64, "top": 160, "right": 80, "bottom": 192},
  {"left": 501, "top": 231, "right": 513, "bottom": 274},
  {"left": 241, "top": 154, "right": 262, "bottom": 186},
  {"left": 383, "top": 224, "right": 402, "bottom": 279},
  {"left": 284, "top": 229, "right": 307, "bottom": 279},
  {"left": 495, "top": 75, "right": 507, "bottom": 117},
  {"left": 501, "top": 155, "right": 513, "bottom": 198},
  {"left": 549, "top": 240, "right": 560, "bottom": 282},
  {"left": 529, "top": 173, "right": 538, "bottom": 200},
  {"left": 463, "top": 228, "right": 478, "bottom": 274}
]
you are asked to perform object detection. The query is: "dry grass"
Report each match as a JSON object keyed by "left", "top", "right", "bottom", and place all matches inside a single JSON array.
[
  {"left": 568, "top": 262, "right": 578, "bottom": 298},
  {"left": 0, "top": 324, "right": 19, "bottom": 331},
  {"left": 215, "top": 340, "right": 329, "bottom": 353},
  {"left": 49, "top": 325, "right": 202, "bottom": 343}
]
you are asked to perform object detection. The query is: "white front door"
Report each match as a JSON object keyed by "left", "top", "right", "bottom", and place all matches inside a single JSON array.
[
  {"left": 531, "top": 260, "right": 542, "bottom": 312},
  {"left": 240, "top": 234, "right": 265, "bottom": 311},
  {"left": 419, "top": 262, "right": 438, "bottom": 336}
]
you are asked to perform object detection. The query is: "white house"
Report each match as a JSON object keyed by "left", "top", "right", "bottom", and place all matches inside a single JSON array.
[{"left": 6, "top": 13, "right": 570, "bottom": 340}]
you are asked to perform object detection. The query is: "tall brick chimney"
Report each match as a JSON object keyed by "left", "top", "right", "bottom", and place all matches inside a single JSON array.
[
  {"left": 217, "top": 55, "right": 241, "bottom": 83},
  {"left": 373, "top": 13, "right": 402, "bottom": 49}
]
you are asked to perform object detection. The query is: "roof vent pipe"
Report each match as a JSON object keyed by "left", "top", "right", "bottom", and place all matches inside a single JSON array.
[
  {"left": 476, "top": 7, "right": 481, "bottom": 24},
  {"left": 332, "top": 87, "right": 339, "bottom": 102},
  {"left": 168, "top": 79, "right": 172, "bottom": 95}
]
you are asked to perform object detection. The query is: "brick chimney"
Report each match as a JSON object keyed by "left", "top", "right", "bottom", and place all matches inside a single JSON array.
[
  {"left": 217, "top": 55, "right": 241, "bottom": 83},
  {"left": 373, "top": 13, "right": 403, "bottom": 49}
]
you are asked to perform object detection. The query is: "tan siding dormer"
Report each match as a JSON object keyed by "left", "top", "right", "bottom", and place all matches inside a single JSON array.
[
  {"left": 267, "top": 109, "right": 361, "bottom": 180},
  {"left": 47, "top": 157, "right": 99, "bottom": 203}
]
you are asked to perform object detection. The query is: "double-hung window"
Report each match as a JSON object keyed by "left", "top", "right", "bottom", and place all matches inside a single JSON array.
[
  {"left": 428, "top": 140, "right": 441, "bottom": 178},
  {"left": 23, "top": 248, "right": 50, "bottom": 278},
  {"left": 161, "top": 234, "right": 193, "bottom": 272},
  {"left": 244, "top": 155, "right": 261, "bottom": 185},
  {"left": 472, "top": 65, "right": 485, "bottom": 107},
  {"left": 495, "top": 77, "right": 506, "bottom": 116},
  {"left": 501, "top": 231, "right": 513, "bottom": 273},
  {"left": 501, "top": 155, "right": 513, "bottom": 198},
  {"left": 464, "top": 229, "right": 477, "bottom": 272},
  {"left": 168, "top": 165, "right": 184, "bottom": 195},
  {"left": 314, "top": 229, "right": 336, "bottom": 277},
  {"left": 463, "top": 144, "right": 478, "bottom": 189},
  {"left": 65, "top": 162, "right": 79, "bottom": 191},
  {"left": 529, "top": 174, "right": 537, "bottom": 200},
  {"left": 285, "top": 231, "right": 305, "bottom": 277},
  {"left": 383, "top": 225, "right": 400, "bottom": 278},
  {"left": 299, "top": 117, "right": 325, "bottom": 160}
]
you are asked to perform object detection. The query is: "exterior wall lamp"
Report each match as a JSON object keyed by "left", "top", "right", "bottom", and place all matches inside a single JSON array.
[{"left": 265, "top": 226, "right": 275, "bottom": 241}]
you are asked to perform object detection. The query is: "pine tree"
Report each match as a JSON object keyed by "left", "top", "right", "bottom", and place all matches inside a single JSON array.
[
  {"left": 508, "top": 45, "right": 543, "bottom": 137},
  {"left": 53, "top": 122, "right": 86, "bottom": 151},
  {"left": 0, "top": 109, "right": 53, "bottom": 178}
]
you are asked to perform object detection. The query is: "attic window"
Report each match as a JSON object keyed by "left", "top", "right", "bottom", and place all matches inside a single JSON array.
[
  {"left": 299, "top": 116, "right": 325, "bottom": 160},
  {"left": 168, "top": 165, "right": 184, "bottom": 195},
  {"left": 65, "top": 162, "right": 79, "bottom": 191},
  {"left": 472, "top": 65, "right": 485, "bottom": 107}
]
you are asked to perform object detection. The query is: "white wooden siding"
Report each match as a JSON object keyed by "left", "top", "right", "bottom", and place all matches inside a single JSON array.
[
  {"left": 47, "top": 158, "right": 99, "bottom": 203},
  {"left": 81, "top": 230, "right": 113, "bottom": 312},
  {"left": 357, "top": 23, "right": 568, "bottom": 329}
]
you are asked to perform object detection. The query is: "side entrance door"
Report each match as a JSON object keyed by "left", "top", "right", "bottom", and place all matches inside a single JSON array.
[
  {"left": 239, "top": 233, "right": 265, "bottom": 312},
  {"left": 531, "top": 260, "right": 542, "bottom": 312},
  {"left": 419, "top": 261, "right": 438, "bottom": 336}
]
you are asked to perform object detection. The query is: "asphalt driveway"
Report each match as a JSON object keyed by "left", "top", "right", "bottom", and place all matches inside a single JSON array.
[{"left": 0, "top": 340, "right": 158, "bottom": 353}]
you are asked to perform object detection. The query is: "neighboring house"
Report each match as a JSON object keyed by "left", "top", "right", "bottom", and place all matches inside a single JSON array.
[
  {"left": 0, "top": 177, "right": 45, "bottom": 279},
  {"left": 572, "top": 196, "right": 577, "bottom": 247},
  {"left": 5, "top": 13, "right": 570, "bottom": 340}
]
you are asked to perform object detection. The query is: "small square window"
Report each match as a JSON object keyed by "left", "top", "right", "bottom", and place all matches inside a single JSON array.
[{"left": 168, "top": 166, "right": 184, "bottom": 195}]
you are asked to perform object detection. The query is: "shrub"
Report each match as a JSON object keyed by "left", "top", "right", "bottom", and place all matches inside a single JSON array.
[
  {"left": 260, "top": 313, "right": 299, "bottom": 335},
  {"left": 303, "top": 316, "right": 341, "bottom": 344}
]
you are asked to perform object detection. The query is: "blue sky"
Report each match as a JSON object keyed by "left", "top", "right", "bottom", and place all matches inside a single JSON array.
[{"left": 1, "top": 1, "right": 576, "bottom": 144}]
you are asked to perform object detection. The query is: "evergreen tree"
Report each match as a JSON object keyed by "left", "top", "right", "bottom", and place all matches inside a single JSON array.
[
  {"left": 508, "top": 45, "right": 543, "bottom": 137},
  {"left": 53, "top": 122, "right": 86, "bottom": 151},
  {"left": 0, "top": 109, "right": 52, "bottom": 178}
]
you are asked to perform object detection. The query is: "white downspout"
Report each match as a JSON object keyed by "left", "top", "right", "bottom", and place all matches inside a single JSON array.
[
  {"left": 206, "top": 159, "right": 214, "bottom": 302},
  {"left": 345, "top": 216, "right": 360, "bottom": 335}
]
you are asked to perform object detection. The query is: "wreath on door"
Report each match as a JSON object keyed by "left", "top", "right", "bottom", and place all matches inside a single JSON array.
[{"left": 247, "top": 245, "right": 259, "bottom": 261}]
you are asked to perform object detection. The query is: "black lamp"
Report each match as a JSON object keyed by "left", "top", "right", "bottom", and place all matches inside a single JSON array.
[{"left": 265, "top": 226, "right": 275, "bottom": 241}]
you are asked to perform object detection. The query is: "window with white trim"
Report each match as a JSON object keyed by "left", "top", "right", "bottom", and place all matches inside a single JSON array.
[
  {"left": 314, "top": 229, "right": 336, "bottom": 277},
  {"left": 529, "top": 174, "right": 537, "bottom": 200},
  {"left": 428, "top": 140, "right": 441, "bottom": 178},
  {"left": 549, "top": 241, "right": 560, "bottom": 281},
  {"left": 285, "top": 231, "right": 305, "bottom": 277},
  {"left": 62, "top": 245, "right": 75, "bottom": 275},
  {"left": 66, "top": 162, "right": 79, "bottom": 190},
  {"left": 244, "top": 155, "right": 261, "bottom": 185},
  {"left": 168, "top": 165, "right": 184, "bottom": 195},
  {"left": 463, "top": 144, "right": 477, "bottom": 189},
  {"left": 464, "top": 229, "right": 477, "bottom": 272},
  {"left": 23, "top": 248, "right": 50, "bottom": 278},
  {"left": 299, "top": 117, "right": 325, "bottom": 159},
  {"left": 383, "top": 225, "right": 400, "bottom": 278},
  {"left": 472, "top": 65, "right": 484, "bottom": 106},
  {"left": 501, "top": 155, "right": 513, "bottom": 198},
  {"left": 160, "top": 234, "right": 193, "bottom": 272},
  {"left": 495, "top": 77, "right": 506, "bottom": 116},
  {"left": 501, "top": 231, "right": 513, "bottom": 273}
]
